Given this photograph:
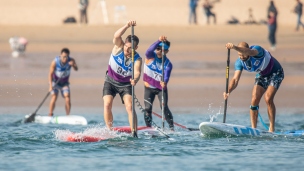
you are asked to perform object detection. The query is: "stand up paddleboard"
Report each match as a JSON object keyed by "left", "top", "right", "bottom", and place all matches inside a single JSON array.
[
  {"left": 66, "top": 126, "right": 163, "bottom": 142},
  {"left": 199, "top": 122, "right": 304, "bottom": 137},
  {"left": 24, "top": 114, "right": 88, "bottom": 125}
]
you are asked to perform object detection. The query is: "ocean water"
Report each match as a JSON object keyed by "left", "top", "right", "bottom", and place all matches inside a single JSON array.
[{"left": 1, "top": 111, "right": 304, "bottom": 171}]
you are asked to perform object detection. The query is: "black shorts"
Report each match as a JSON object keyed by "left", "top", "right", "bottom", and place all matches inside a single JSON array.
[{"left": 102, "top": 81, "right": 132, "bottom": 104}]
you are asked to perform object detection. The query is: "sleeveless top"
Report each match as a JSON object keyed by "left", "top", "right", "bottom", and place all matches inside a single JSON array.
[
  {"left": 52, "top": 56, "right": 71, "bottom": 86},
  {"left": 106, "top": 51, "right": 141, "bottom": 87},
  {"left": 234, "top": 45, "right": 281, "bottom": 76},
  {"left": 143, "top": 54, "right": 172, "bottom": 90}
]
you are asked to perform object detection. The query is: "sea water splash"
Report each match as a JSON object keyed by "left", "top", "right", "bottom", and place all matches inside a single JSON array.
[
  {"left": 54, "top": 124, "right": 178, "bottom": 142},
  {"left": 208, "top": 103, "right": 222, "bottom": 122},
  {"left": 54, "top": 125, "right": 118, "bottom": 142}
]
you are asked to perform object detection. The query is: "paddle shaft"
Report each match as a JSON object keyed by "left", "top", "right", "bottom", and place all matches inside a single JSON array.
[
  {"left": 131, "top": 26, "right": 137, "bottom": 138},
  {"left": 37, "top": 71, "right": 66, "bottom": 111},
  {"left": 152, "top": 112, "right": 199, "bottom": 131},
  {"left": 223, "top": 49, "right": 230, "bottom": 123},
  {"left": 161, "top": 41, "right": 165, "bottom": 130},
  {"left": 133, "top": 95, "right": 171, "bottom": 138}
]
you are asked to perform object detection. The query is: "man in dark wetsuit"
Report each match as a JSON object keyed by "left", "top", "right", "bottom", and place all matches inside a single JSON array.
[
  {"left": 143, "top": 36, "right": 174, "bottom": 131},
  {"left": 223, "top": 42, "right": 284, "bottom": 132},
  {"left": 103, "top": 20, "right": 142, "bottom": 132}
]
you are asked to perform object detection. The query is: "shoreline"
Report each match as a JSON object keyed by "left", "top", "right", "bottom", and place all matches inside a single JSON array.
[{"left": 1, "top": 24, "right": 304, "bottom": 115}]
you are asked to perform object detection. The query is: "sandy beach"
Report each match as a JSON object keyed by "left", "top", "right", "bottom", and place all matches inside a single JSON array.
[
  {"left": 1, "top": 24, "right": 304, "bottom": 116},
  {"left": 1, "top": 0, "right": 304, "bottom": 115},
  {"left": 2, "top": 3, "right": 304, "bottom": 171}
]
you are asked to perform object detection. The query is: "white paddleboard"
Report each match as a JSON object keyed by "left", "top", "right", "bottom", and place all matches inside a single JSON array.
[
  {"left": 199, "top": 122, "right": 304, "bottom": 137},
  {"left": 24, "top": 114, "right": 88, "bottom": 125},
  {"left": 199, "top": 122, "right": 273, "bottom": 137}
]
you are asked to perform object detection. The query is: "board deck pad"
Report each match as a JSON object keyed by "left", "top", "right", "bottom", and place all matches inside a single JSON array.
[{"left": 199, "top": 122, "right": 304, "bottom": 137}]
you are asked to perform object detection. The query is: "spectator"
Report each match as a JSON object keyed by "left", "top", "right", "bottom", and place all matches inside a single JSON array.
[
  {"left": 293, "top": 0, "right": 304, "bottom": 31},
  {"left": 244, "top": 8, "right": 257, "bottom": 25},
  {"left": 267, "top": 0, "right": 278, "bottom": 18},
  {"left": 79, "top": 0, "right": 89, "bottom": 24},
  {"left": 189, "top": 0, "right": 199, "bottom": 25},
  {"left": 268, "top": 11, "right": 277, "bottom": 51},
  {"left": 202, "top": 0, "right": 217, "bottom": 25}
]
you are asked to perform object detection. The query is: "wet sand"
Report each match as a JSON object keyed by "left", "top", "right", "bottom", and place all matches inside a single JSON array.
[{"left": 1, "top": 24, "right": 304, "bottom": 115}]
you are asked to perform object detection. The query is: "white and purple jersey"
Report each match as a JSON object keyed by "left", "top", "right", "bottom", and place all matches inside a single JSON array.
[
  {"left": 143, "top": 40, "right": 173, "bottom": 90},
  {"left": 234, "top": 45, "right": 282, "bottom": 76},
  {"left": 107, "top": 51, "right": 141, "bottom": 83},
  {"left": 52, "top": 56, "right": 71, "bottom": 86}
]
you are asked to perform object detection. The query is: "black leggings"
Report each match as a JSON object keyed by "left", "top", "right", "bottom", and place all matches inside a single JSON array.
[{"left": 144, "top": 87, "right": 174, "bottom": 128}]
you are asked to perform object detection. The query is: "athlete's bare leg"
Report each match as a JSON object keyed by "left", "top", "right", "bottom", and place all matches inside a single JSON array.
[
  {"left": 64, "top": 93, "right": 71, "bottom": 115},
  {"left": 264, "top": 86, "right": 277, "bottom": 132},
  {"left": 103, "top": 95, "right": 114, "bottom": 129},
  {"left": 49, "top": 94, "right": 58, "bottom": 116},
  {"left": 250, "top": 85, "right": 265, "bottom": 129},
  {"left": 123, "top": 94, "right": 138, "bottom": 132}
]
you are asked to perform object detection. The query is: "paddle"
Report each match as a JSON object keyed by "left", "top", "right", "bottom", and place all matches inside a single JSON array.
[
  {"left": 131, "top": 25, "right": 138, "bottom": 138},
  {"left": 152, "top": 111, "right": 199, "bottom": 131},
  {"left": 223, "top": 49, "right": 230, "bottom": 123},
  {"left": 161, "top": 41, "right": 165, "bottom": 130},
  {"left": 133, "top": 95, "right": 171, "bottom": 138},
  {"left": 24, "top": 69, "right": 67, "bottom": 123}
]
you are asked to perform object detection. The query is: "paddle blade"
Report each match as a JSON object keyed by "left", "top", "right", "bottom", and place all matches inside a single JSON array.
[
  {"left": 23, "top": 113, "right": 36, "bottom": 123},
  {"left": 187, "top": 128, "right": 200, "bottom": 131},
  {"left": 132, "top": 131, "right": 138, "bottom": 138}
]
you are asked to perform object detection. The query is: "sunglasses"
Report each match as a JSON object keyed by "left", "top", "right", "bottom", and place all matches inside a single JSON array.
[{"left": 156, "top": 47, "right": 168, "bottom": 52}]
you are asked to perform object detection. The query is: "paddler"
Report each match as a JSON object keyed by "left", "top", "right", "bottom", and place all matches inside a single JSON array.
[
  {"left": 223, "top": 42, "right": 284, "bottom": 132},
  {"left": 143, "top": 36, "right": 174, "bottom": 131},
  {"left": 48, "top": 48, "right": 78, "bottom": 116},
  {"left": 102, "top": 20, "right": 142, "bottom": 132}
]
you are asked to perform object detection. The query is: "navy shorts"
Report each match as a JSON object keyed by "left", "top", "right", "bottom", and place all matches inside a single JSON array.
[
  {"left": 51, "top": 82, "right": 70, "bottom": 97},
  {"left": 255, "top": 68, "right": 284, "bottom": 90}
]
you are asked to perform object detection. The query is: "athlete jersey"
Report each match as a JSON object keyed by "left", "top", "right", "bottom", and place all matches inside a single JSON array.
[
  {"left": 143, "top": 40, "right": 173, "bottom": 90},
  {"left": 234, "top": 45, "right": 282, "bottom": 76},
  {"left": 52, "top": 56, "right": 71, "bottom": 86},
  {"left": 106, "top": 50, "right": 141, "bottom": 86}
]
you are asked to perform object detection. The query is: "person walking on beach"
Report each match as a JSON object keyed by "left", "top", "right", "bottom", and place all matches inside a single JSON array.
[
  {"left": 189, "top": 0, "right": 199, "bottom": 25},
  {"left": 79, "top": 0, "right": 89, "bottom": 24},
  {"left": 103, "top": 20, "right": 142, "bottom": 132},
  {"left": 202, "top": 0, "right": 217, "bottom": 25},
  {"left": 293, "top": 0, "right": 304, "bottom": 31},
  {"left": 48, "top": 48, "right": 78, "bottom": 116},
  {"left": 223, "top": 42, "right": 284, "bottom": 132},
  {"left": 268, "top": 11, "right": 277, "bottom": 51},
  {"left": 143, "top": 36, "right": 174, "bottom": 131}
]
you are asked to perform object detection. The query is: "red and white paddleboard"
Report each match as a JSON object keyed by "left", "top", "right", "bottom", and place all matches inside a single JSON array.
[{"left": 66, "top": 126, "right": 159, "bottom": 142}]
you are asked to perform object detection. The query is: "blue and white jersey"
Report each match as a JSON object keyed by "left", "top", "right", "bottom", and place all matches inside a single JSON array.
[
  {"left": 234, "top": 45, "right": 281, "bottom": 76},
  {"left": 107, "top": 51, "right": 141, "bottom": 83},
  {"left": 143, "top": 55, "right": 172, "bottom": 90},
  {"left": 52, "top": 56, "right": 71, "bottom": 85}
]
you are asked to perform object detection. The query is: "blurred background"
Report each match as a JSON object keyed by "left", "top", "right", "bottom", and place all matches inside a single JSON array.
[
  {"left": 0, "top": 0, "right": 298, "bottom": 26},
  {"left": 1, "top": 0, "right": 303, "bottom": 116}
]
